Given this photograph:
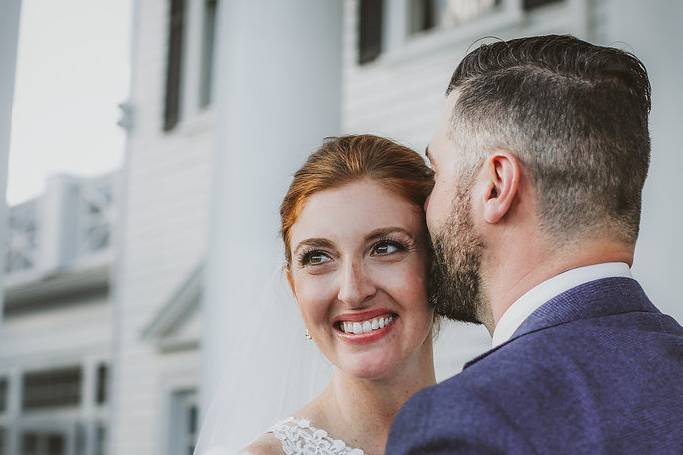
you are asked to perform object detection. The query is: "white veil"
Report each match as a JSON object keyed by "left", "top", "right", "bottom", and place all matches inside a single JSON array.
[{"left": 193, "top": 264, "right": 333, "bottom": 454}]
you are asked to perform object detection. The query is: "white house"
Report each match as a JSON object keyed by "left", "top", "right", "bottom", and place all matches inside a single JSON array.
[{"left": 0, "top": 1, "right": 680, "bottom": 454}]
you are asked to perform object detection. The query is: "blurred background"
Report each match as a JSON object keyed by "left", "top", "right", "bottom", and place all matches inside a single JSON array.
[{"left": 0, "top": 0, "right": 681, "bottom": 454}]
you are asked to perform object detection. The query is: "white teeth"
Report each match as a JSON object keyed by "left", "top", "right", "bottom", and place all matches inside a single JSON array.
[{"left": 339, "top": 315, "right": 395, "bottom": 334}]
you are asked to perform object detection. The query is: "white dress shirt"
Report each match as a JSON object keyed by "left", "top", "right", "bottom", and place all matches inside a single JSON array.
[{"left": 491, "top": 262, "right": 633, "bottom": 348}]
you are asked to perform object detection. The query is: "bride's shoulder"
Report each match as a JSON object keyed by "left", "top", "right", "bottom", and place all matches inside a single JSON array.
[{"left": 238, "top": 433, "right": 284, "bottom": 455}]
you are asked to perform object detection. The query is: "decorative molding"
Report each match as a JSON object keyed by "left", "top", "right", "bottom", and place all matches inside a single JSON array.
[{"left": 141, "top": 262, "right": 203, "bottom": 349}]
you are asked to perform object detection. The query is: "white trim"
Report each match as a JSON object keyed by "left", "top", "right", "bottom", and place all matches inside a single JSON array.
[
  {"left": 3, "top": 262, "right": 110, "bottom": 311},
  {"left": 141, "top": 262, "right": 203, "bottom": 341},
  {"left": 384, "top": 0, "right": 409, "bottom": 53}
]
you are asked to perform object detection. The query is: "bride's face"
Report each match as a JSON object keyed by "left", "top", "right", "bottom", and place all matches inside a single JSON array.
[{"left": 287, "top": 179, "right": 434, "bottom": 380}]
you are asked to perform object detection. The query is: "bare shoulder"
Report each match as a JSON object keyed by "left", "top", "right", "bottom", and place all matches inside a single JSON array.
[{"left": 237, "top": 433, "right": 283, "bottom": 455}]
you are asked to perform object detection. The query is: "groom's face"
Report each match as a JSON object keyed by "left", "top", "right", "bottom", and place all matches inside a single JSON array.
[{"left": 424, "top": 94, "right": 486, "bottom": 323}]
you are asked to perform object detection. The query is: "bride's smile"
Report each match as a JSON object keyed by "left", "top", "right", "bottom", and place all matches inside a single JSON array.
[{"left": 334, "top": 309, "right": 397, "bottom": 343}]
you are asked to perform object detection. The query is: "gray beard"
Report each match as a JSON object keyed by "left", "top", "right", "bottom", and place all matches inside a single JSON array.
[{"left": 428, "top": 184, "right": 486, "bottom": 324}]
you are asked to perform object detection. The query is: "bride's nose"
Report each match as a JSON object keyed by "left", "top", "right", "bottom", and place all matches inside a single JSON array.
[{"left": 337, "top": 260, "right": 376, "bottom": 306}]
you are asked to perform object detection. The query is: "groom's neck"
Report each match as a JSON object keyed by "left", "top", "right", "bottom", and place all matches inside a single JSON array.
[{"left": 481, "top": 235, "right": 634, "bottom": 334}]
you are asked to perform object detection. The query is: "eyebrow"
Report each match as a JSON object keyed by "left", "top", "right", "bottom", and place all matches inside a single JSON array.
[
  {"left": 292, "top": 238, "right": 335, "bottom": 257},
  {"left": 366, "top": 227, "right": 415, "bottom": 243}
]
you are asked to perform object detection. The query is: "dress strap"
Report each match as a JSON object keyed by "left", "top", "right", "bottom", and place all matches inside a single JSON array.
[{"left": 269, "top": 417, "right": 364, "bottom": 455}]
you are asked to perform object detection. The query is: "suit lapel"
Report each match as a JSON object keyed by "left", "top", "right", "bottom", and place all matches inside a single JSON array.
[{"left": 463, "top": 277, "right": 657, "bottom": 369}]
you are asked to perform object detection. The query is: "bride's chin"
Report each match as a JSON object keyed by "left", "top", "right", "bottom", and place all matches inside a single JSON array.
[{"left": 341, "top": 356, "right": 400, "bottom": 381}]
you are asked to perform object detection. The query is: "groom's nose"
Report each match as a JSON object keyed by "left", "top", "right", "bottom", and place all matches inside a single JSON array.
[{"left": 337, "top": 260, "right": 376, "bottom": 307}]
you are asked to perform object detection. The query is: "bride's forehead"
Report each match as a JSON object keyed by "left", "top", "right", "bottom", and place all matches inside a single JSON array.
[
  {"left": 299, "top": 180, "right": 416, "bottom": 215},
  {"left": 290, "top": 184, "right": 422, "bottom": 243}
]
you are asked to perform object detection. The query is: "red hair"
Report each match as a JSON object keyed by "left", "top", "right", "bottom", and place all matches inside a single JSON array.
[{"left": 280, "top": 135, "right": 434, "bottom": 265}]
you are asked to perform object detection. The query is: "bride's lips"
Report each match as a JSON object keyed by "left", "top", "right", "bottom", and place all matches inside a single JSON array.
[{"left": 332, "top": 309, "right": 398, "bottom": 345}]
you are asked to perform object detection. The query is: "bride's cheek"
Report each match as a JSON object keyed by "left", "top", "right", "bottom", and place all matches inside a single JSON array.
[{"left": 296, "top": 280, "right": 336, "bottom": 322}]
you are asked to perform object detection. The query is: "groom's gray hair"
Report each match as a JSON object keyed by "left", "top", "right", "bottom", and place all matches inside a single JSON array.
[{"left": 447, "top": 35, "right": 651, "bottom": 244}]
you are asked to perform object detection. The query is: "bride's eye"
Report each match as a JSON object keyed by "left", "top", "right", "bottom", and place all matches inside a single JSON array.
[
  {"left": 299, "top": 250, "right": 332, "bottom": 267},
  {"left": 371, "top": 240, "right": 406, "bottom": 256}
]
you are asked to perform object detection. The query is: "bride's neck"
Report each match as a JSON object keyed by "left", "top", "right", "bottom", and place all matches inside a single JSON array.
[{"left": 320, "top": 340, "right": 436, "bottom": 453}]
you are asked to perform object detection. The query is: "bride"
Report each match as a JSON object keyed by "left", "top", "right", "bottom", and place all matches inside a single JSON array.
[{"left": 241, "top": 134, "right": 438, "bottom": 454}]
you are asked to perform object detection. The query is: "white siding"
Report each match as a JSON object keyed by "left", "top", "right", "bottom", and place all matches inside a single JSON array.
[
  {"left": 111, "top": 0, "right": 210, "bottom": 452},
  {"left": 0, "top": 297, "right": 110, "bottom": 364}
]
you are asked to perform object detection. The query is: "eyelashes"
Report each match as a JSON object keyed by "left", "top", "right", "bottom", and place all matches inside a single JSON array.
[
  {"left": 297, "top": 249, "right": 332, "bottom": 268},
  {"left": 295, "top": 236, "right": 415, "bottom": 269}
]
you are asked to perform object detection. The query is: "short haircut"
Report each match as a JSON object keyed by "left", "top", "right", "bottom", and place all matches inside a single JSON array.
[{"left": 447, "top": 34, "right": 651, "bottom": 244}]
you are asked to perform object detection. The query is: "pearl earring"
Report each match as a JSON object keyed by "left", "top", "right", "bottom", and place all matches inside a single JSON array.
[{"left": 305, "top": 329, "right": 312, "bottom": 340}]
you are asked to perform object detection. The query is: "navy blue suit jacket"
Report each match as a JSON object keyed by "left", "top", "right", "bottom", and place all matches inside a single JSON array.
[{"left": 387, "top": 278, "right": 683, "bottom": 454}]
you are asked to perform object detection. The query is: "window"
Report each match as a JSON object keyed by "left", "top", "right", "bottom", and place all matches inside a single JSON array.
[
  {"left": 199, "top": 0, "right": 218, "bottom": 108},
  {"left": 22, "top": 367, "right": 82, "bottom": 411},
  {"left": 358, "top": 0, "right": 384, "bottom": 64},
  {"left": 163, "top": 0, "right": 186, "bottom": 131},
  {"left": 94, "top": 424, "right": 107, "bottom": 455},
  {"left": 21, "top": 432, "right": 66, "bottom": 455},
  {"left": 409, "top": 0, "right": 502, "bottom": 34},
  {"left": 0, "top": 378, "right": 7, "bottom": 413},
  {"left": 95, "top": 364, "right": 108, "bottom": 405},
  {"left": 169, "top": 390, "right": 198, "bottom": 455},
  {"left": 523, "top": 0, "right": 563, "bottom": 10}
]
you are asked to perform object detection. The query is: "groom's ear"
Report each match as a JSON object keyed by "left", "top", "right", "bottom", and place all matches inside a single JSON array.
[{"left": 481, "top": 151, "right": 521, "bottom": 224}]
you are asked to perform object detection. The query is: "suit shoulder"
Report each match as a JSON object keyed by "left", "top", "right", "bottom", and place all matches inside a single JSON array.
[{"left": 389, "top": 372, "right": 536, "bottom": 454}]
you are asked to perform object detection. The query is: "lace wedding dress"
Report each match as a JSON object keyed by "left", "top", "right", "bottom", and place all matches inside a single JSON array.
[{"left": 269, "top": 417, "right": 365, "bottom": 455}]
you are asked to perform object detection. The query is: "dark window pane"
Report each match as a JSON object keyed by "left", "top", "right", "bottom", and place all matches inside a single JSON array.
[
  {"left": 95, "top": 425, "right": 107, "bottom": 455},
  {"left": 523, "top": 0, "right": 563, "bottom": 10},
  {"left": 96, "top": 364, "right": 108, "bottom": 405},
  {"left": 0, "top": 378, "right": 7, "bottom": 413},
  {"left": 358, "top": 0, "right": 383, "bottom": 64},
  {"left": 22, "top": 366, "right": 82, "bottom": 410},
  {"left": 200, "top": 0, "right": 218, "bottom": 108},
  {"left": 22, "top": 434, "right": 38, "bottom": 455},
  {"left": 164, "top": 0, "right": 186, "bottom": 131},
  {"left": 188, "top": 404, "right": 197, "bottom": 433},
  {"left": 411, "top": 0, "right": 436, "bottom": 33},
  {"left": 47, "top": 434, "right": 65, "bottom": 455}
]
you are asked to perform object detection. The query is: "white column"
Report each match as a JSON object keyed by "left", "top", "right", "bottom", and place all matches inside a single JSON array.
[
  {"left": 0, "top": 0, "right": 22, "bottom": 323},
  {"left": 201, "top": 0, "right": 342, "bottom": 448},
  {"left": 605, "top": 1, "right": 683, "bottom": 324}
]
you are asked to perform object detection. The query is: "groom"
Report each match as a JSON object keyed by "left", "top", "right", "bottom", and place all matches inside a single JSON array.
[{"left": 387, "top": 35, "right": 683, "bottom": 454}]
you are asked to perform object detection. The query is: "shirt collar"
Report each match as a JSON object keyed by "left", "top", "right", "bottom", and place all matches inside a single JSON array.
[{"left": 491, "top": 262, "right": 632, "bottom": 347}]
